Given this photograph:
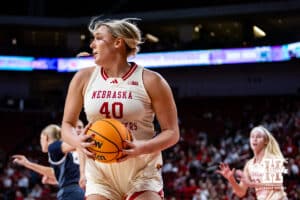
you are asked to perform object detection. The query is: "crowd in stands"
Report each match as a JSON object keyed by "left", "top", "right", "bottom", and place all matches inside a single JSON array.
[{"left": 0, "top": 95, "right": 299, "bottom": 199}]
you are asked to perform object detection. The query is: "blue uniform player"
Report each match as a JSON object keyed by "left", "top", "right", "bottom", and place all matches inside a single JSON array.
[{"left": 13, "top": 123, "right": 85, "bottom": 200}]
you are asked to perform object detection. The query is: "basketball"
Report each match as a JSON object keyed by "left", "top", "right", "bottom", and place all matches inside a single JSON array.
[{"left": 85, "top": 118, "right": 132, "bottom": 163}]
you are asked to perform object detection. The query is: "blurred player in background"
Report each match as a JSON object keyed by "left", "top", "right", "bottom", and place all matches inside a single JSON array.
[
  {"left": 61, "top": 18, "right": 180, "bottom": 200},
  {"left": 13, "top": 122, "right": 85, "bottom": 200},
  {"left": 217, "top": 125, "right": 287, "bottom": 200}
]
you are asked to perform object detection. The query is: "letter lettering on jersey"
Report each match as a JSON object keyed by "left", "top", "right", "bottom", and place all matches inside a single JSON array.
[
  {"left": 91, "top": 90, "right": 133, "bottom": 99},
  {"left": 128, "top": 92, "right": 132, "bottom": 99},
  {"left": 98, "top": 91, "right": 102, "bottom": 98},
  {"left": 124, "top": 121, "right": 137, "bottom": 131},
  {"left": 102, "top": 91, "right": 106, "bottom": 98},
  {"left": 112, "top": 91, "right": 117, "bottom": 98},
  {"left": 92, "top": 91, "right": 97, "bottom": 99},
  {"left": 107, "top": 91, "right": 111, "bottom": 98},
  {"left": 122, "top": 91, "right": 127, "bottom": 99}
]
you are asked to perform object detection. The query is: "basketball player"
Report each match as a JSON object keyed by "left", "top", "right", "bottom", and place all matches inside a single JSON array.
[
  {"left": 217, "top": 125, "right": 287, "bottom": 200},
  {"left": 12, "top": 123, "right": 85, "bottom": 200},
  {"left": 61, "top": 18, "right": 180, "bottom": 200}
]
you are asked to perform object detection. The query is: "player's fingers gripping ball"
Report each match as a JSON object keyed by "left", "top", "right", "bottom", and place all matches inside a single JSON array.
[{"left": 85, "top": 118, "right": 133, "bottom": 163}]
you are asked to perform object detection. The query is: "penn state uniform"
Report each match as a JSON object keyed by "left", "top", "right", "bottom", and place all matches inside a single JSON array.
[
  {"left": 84, "top": 63, "right": 164, "bottom": 200},
  {"left": 48, "top": 140, "right": 85, "bottom": 200}
]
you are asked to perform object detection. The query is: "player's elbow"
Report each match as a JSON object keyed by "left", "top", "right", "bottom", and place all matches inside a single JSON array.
[{"left": 170, "top": 128, "right": 180, "bottom": 146}]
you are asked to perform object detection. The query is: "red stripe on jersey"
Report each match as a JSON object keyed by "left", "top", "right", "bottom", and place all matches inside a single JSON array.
[
  {"left": 101, "top": 67, "right": 108, "bottom": 80},
  {"left": 122, "top": 63, "right": 137, "bottom": 81},
  {"left": 100, "top": 62, "right": 137, "bottom": 81}
]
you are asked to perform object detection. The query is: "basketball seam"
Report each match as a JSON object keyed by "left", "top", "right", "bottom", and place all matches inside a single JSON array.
[
  {"left": 101, "top": 119, "right": 124, "bottom": 144},
  {"left": 87, "top": 147, "right": 119, "bottom": 153}
]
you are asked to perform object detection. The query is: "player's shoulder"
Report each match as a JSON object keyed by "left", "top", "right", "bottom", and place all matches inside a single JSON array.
[
  {"left": 71, "top": 66, "right": 96, "bottom": 83},
  {"left": 142, "top": 68, "right": 164, "bottom": 83},
  {"left": 48, "top": 140, "right": 63, "bottom": 154},
  {"left": 142, "top": 68, "right": 170, "bottom": 95},
  {"left": 76, "top": 66, "right": 96, "bottom": 77},
  {"left": 245, "top": 158, "right": 254, "bottom": 167}
]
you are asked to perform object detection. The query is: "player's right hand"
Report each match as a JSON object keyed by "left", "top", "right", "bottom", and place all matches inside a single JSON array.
[
  {"left": 11, "top": 155, "right": 29, "bottom": 166},
  {"left": 216, "top": 162, "right": 235, "bottom": 181},
  {"left": 79, "top": 122, "right": 95, "bottom": 158}
]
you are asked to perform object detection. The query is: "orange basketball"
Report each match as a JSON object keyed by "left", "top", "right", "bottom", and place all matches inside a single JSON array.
[{"left": 85, "top": 118, "right": 132, "bottom": 163}]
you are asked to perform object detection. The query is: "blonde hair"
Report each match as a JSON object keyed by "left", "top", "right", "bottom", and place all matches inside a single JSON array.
[
  {"left": 41, "top": 124, "right": 61, "bottom": 141},
  {"left": 88, "top": 17, "right": 143, "bottom": 57},
  {"left": 250, "top": 125, "right": 285, "bottom": 160}
]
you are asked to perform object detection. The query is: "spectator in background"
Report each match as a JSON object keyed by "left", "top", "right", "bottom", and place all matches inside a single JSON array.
[
  {"left": 1, "top": 173, "right": 14, "bottom": 200},
  {"left": 15, "top": 189, "right": 24, "bottom": 200}
]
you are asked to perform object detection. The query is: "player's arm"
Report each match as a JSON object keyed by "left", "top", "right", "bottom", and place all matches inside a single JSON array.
[
  {"left": 61, "top": 70, "right": 85, "bottom": 148},
  {"left": 121, "top": 69, "right": 179, "bottom": 159},
  {"left": 228, "top": 171, "right": 248, "bottom": 197},
  {"left": 12, "top": 155, "right": 57, "bottom": 181},
  {"left": 61, "top": 142, "right": 76, "bottom": 153},
  {"left": 216, "top": 162, "right": 248, "bottom": 197},
  {"left": 77, "top": 148, "right": 87, "bottom": 189},
  {"left": 61, "top": 67, "right": 93, "bottom": 156},
  {"left": 143, "top": 70, "right": 180, "bottom": 152}
]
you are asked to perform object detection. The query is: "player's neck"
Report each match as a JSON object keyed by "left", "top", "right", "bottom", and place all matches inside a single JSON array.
[
  {"left": 253, "top": 149, "right": 265, "bottom": 163},
  {"left": 103, "top": 62, "right": 132, "bottom": 78}
]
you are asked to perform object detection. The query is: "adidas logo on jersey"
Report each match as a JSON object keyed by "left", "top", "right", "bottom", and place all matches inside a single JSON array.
[
  {"left": 128, "top": 80, "right": 139, "bottom": 86},
  {"left": 110, "top": 79, "right": 118, "bottom": 84}
]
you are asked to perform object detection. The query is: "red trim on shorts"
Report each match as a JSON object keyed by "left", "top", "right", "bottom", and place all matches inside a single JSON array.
[{"left": 127, "top": 189, "right": 164, "bottom": 200}]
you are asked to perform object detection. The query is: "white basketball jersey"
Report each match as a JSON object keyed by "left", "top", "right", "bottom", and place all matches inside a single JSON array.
[
  {"left": 84, "top": 63, "right": 155, "bottom": 140},
  {"left": 246, "top": 158, "right": 287, "bottom": 200}
]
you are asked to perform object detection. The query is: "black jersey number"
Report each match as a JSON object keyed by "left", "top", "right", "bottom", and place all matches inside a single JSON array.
[{"left": 99, "top": 102, "right": 123, "bottom": 118}]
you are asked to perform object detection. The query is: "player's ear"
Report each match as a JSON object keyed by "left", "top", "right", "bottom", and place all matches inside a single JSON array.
[
  {"left": 114, "top": 38, "right": 124, "bottom": 48},
  {"left": 45, "top": 134, "right": 49, "bottom": 142}
]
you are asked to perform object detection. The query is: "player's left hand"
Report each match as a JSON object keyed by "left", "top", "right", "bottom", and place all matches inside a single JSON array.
[
  {"left": 117, "top": 140, "right": 146, "bottom": 162},
  {"left": 11, "top": 155, "right": 29, "bottom": 166},
  {"left": 80, "top": 123, "right": 95, "bottom": 158},
  {"left": 216, "top": 162, "right": 236, "bottom": 182}
]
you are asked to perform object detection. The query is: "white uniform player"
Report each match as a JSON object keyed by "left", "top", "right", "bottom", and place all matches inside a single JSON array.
[
  {"left": 61, "top": 18, "right": 179, "bottom": 200},
  {"left": 84, "top": 63, "right": 164, "bottom": 199}
]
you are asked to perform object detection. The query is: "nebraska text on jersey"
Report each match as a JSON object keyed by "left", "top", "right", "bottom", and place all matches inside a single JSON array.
[{"left": 91, "top": 90, "right": 133, "bottom": 99}]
